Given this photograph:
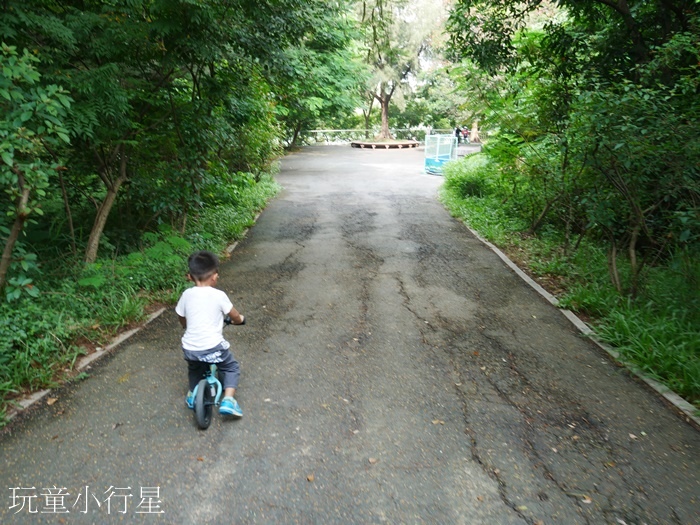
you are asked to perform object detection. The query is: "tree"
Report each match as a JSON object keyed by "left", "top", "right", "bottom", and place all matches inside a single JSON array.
[
  {"left": 272, "top": 5, "right": 368, "bottom": 147},
  {"left": 0, "top": 45, "right": 71, "bottom": 293},
  {"left": 357, "top": 0, "right": 447, "bottom": 139},
  {"left": 446, "top": 0, "right": 700, "bottom": 295}
]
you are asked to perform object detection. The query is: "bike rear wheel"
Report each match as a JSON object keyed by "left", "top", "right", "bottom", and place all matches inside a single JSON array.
[{"left": 194, "top": 378, "right": 214, "bottom": 429}]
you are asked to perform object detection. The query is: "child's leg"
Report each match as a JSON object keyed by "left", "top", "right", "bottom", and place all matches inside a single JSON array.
[
  {"left": 187, "top": 360, "right": 209, "bottom": 391},
  {"left": 215, "top": 350, "right": 240, "bottom": 398}
]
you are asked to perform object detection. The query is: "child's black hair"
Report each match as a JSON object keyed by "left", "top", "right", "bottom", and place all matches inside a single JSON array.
[{"left": 187, "top": 250, "right": 219, "bottom": 281}]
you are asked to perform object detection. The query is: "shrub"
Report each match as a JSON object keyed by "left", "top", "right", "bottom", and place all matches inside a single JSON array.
[{"left": 443, "top": 153, "right": 495, "bottom": 198}]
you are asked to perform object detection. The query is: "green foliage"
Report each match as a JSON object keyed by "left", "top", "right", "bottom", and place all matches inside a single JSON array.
[
  {"left": 443, "top": 153, "right": 495, "bottom": 198},
  {"left": 76, "top": 231, "right": 193, "bottom": 295},
  {"left": 0, "top": 43, "right": 71, "bottom": 289},
  {"left": 447, "top": 0, "right": 700, "bottom": 295},
  {"left": 596, "top": 299, "right": 700, "bottom": 404},
  {"left": 276, "top": 40, "right": 367, "bottom": 147},
  {"left": 357, "top": 0, "right": 448, "bottom": 137},
  {"left": 0, "top": 297, "right": 86, "bottom": 400},
  {"left": 193, "top": 173, "right": 280, "bottom": 244},
  {"left": 441, "top": 155, "right": 527, "bottom": 243}
]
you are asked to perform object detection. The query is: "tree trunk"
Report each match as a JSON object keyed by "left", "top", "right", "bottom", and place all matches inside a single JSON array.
[
  {"left": 363, "top": 111, "right": 372, "bottom": 138},
  {"left": 628, "top": 223, "right": 642, "bottom": 298},
  {"left": 379, "top": 94, "right": 392, "bottom": 139},
  {"left": 363, "top": 94, "right": 375, "bottom": 139},
  {"left": 290, "top": 122, "right": 302, "bottom": 149},
  {"left": 59, "top": 169, "right": 77, "bottom": 256},
  {"left": 0, "top": 173, "right": 30, "bottom": 289},
  {"left": 375, "top": 82, "right": 395, "bottom": 140},
  {"left": 607, "top": 238, "right": 622, "bottom": 293},
  {"left": 528, "top": 191, "right": 564, "bottom": 235},
  {"left": 470, "top": 121, "right": 480, "bottom": 143},
  {"left": 84, "top": 155, "right": 128, "bottom": 264}
]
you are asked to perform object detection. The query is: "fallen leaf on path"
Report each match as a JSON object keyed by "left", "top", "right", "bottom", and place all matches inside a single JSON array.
[
  {"left": 582, "top": 495, "right": 592, "bottom": 504},
  {"left": 197, "top": 457, "right": 204, "bottom": 462},
  {"left": 432, "top": 419, "right": 445, "bottom": 425},
  {"left": 117, "top": 373, "right": 130, "bottom": 383},
  {"left": 47, "top": 397, "right": 58, "bottom": 406},
  {"left": 629, "top": 433, "right": 638, "bottom": 440},
  {"left": 307, "top": 474, "right": 315, "bottom": 482},
  {"left": 368, "top": 458, "right": 378, "bottom": 465},
  {"left": 476, "top": 496, "right": 484, "bottom": 502}
]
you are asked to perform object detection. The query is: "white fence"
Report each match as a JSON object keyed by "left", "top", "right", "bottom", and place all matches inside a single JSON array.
[
  {"left": 299, "top": 129, "right": 482, "bottom": 145},
  {"left": 299, "top": 128, "right": 458, "bottom": 144}
]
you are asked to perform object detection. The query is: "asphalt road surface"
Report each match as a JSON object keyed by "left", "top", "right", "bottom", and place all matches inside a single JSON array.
[{"left": 1, "top": 146, "right": 698, "bottom": 524}]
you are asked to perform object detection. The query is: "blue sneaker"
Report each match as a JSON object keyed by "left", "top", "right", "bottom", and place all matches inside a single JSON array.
[
  {"left": 186, "top": 391, "right": 194, "bottom": 410},
  {"left": 219, "top": 396, "right": 242, "bottom": 417}
]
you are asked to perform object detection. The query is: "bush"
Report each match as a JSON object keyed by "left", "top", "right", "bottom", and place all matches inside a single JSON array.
[
  {"left": 597, "top": 300, "right": 700, "bottom": 403},
  {"left": 443, "top": 153, "right": 495, "bottom": 198}
]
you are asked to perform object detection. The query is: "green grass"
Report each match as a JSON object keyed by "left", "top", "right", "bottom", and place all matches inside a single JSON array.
[
  {"left": 440, "top": 155, "right": 700, "bottom": 407},
  {"left": 596, "top": 303, "right": 699, "bottom": 399}
]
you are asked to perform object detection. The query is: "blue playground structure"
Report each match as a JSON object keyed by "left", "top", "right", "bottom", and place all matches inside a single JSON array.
[{"left": 424, "top": 134, "right": 457, "bottom": 175}]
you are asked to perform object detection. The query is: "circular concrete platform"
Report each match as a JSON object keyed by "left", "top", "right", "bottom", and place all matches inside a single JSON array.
[{"left": 350, "top": 140, "right": 420, "bottom": 149}]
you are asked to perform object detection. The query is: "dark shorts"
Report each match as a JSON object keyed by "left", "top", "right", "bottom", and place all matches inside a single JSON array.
[{"left": 183, "top": 344, "right": 240, "bottom": 391}]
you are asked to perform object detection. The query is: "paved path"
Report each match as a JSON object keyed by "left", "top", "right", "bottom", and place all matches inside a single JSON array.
[{"left": 1, "top": 146, "right": 698, "bottom": 524}]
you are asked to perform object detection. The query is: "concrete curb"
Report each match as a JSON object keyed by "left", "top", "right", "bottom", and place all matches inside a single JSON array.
[
  {"left": 9, "top": 308, "right": 167, "bottom": 421},
  {"left": 464, "top": 224, "right": 700, "bottom": 430}
]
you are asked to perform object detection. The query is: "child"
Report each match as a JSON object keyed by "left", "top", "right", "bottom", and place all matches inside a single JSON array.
[{"left": 176, "top": 250, "right": 246, "bottom": 417}]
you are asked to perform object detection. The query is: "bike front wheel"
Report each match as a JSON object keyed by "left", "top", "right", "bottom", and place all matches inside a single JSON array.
[{"left": 194, "top": 378, "right": 214, "bottom": 429}]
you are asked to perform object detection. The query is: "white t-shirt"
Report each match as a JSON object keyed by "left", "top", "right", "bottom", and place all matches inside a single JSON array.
[{"left": 175, "top": 286, "right": 233, "bottom": 351}]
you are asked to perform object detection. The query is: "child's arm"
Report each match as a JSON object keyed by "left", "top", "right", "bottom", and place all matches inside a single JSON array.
[
  {"left": 178, "top": 315, "right": 187, "bottom": 329},
  {"left": 227, "top": 307, "right": 245, "bottom": 325}
]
